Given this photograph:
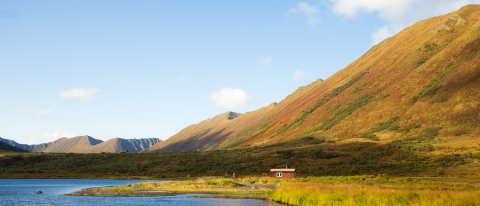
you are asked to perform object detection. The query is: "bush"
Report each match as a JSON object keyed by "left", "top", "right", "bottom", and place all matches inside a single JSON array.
[
  {"left": 317, "top": 93, "right": 376, "bottom": 131},
  {"left": 435, "top": 167, "right": 445, "bottom": 176},
  {"left": 416, "top": 59, "right": 426, "bottom": 67}
]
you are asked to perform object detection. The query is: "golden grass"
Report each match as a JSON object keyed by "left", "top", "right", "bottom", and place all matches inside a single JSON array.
[
  {"left": 134, "top": 177, "right": 274, "bottom": 197},
  {"left": 99, "top": 186, "right": 136, "bottom": 195},
  {"left": 272, "top": 182, "right": 480, "bottom": 206},
  {"left": 270, "top": 176, "right": 480, "bottom": 206}
]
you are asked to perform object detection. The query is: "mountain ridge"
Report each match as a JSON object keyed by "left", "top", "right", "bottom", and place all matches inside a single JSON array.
[
  {"left": 0, "top": 136, "right": 161, "bottom": 153},
  {"left": 0, "top": 140, "right": 28, "bottom": 152},
  {"left": 0, "top": 137, "right": 51, "bottom": 152},
  {"left": 41, "top": 135, "right": 103, "bottom": 153},
  {"left": 146, "top": 4, "right": 480, "bottom": 153},
  {"left": 82, "top": 137, "right": 162, "bottom": 153}
]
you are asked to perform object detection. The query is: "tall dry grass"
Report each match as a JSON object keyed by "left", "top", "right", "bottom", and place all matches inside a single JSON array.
[
  {"left": 271, "top": 181, "right": 480, "bottom": 206},
  {"left": 136, "top": 177, "right": 272, "bottom": 196},
  {"left": 126, "top": 175, "right": 480, "bottom": 205}
]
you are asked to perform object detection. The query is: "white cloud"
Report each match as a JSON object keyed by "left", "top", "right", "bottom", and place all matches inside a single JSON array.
[
  {"left": 371, "top": 26, "right": 395, "bottom": 45},
  {"left": 177, "top": 76, "right": 188, "bottom": 82},
  {"left": 58, "top": 88, "right": 99, "bottom": 102},
  {"left": 27, "top": 128, "right": 75, "bottom": 144},
  {"left": 330, "top": 0, "right": 480, "bottom": 44},
  {"left": 259, "top": 56, "right": 273, "bottom": 65},
  {"left": 330, "top": 0, "right": 415, "bottom": 20},
  {"left": 288, "top": 2, "right": 320, "bottom": 26},
  {"left": 209, "top": 87, "right": 252, "bottom": 109},
  {"left": 293, "top": 70, "right": 307, "bottom": 81},
  {"left": 30, "top": 108, "right": 53, "bottom": 115}
]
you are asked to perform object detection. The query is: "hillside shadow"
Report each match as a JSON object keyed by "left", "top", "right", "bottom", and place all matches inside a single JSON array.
[{"left": 158, "top": 128, "right": 233, "bottom": 152}]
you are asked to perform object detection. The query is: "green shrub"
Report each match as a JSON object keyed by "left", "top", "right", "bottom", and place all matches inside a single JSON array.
[
  {"left": 416, "top": 59, "right": 426, "bottom": 67},
  {"left": 419, "top": 67, "right": 458, "bottom": 99},
  {"left": 410, "top": 96, "right": 419, "bottom": 104},
  {"left": 431, "top": 97, "right": 448, "bottom": 104},
  {"left": 275, "top": 72, "right": 367, "bottom": 136},
  {"left": 424, "top": 43, "right": 438, "bottom": 51},
  {"left": 316, "top": 93, "right": 376, "bottom": 131}
]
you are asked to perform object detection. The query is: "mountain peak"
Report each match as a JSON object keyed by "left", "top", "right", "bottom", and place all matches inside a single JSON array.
[
  {"left": 227, "top": 111, "right": 241, "bottom": 120},
  {"left": 84, "top": 137, "right": 162, "bottom": 153},
  {"left": 0, "top": 136, "right": 161, "bottom": 153}
]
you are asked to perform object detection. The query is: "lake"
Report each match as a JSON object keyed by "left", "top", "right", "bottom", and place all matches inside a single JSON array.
[{"left": 0, "top": 179, "right": 273, "bottom": 206}]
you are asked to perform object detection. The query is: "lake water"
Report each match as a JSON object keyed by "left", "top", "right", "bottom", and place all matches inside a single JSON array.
[{"left": 0, "top": 179, "right": 273, "bottom": 206}]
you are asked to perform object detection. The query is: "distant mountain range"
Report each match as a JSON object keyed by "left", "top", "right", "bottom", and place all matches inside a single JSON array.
[
  {"left": 0, "top": 136, "right": 161, "bottom": 153},
  {"left": 82, "top": 137, "right": 162, "bottom": 153},
  {"left": 0, "top": 141, "right": 28, "bottom": 153},
  {"left": 0, "top": 137, "right": 51, "bottom": 152},
  {"left": 145, "top": 5, "right": 480, "bottom": 152}
]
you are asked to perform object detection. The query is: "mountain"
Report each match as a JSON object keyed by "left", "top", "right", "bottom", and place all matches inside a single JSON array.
[
  {"left": 143, "top": 111, "right": 248, "bottom": 152},
  {"left": 0, "top": 137, "right": 51, "bottom": 152},
  {"left": 41, "top": 135, "right": 103, "bottom": 153},
  {"left": 82, "top": 137, "right": 161, "bottom": 153},
  {"left": 146, "top": 5, "right": 480, "bottom": 153},
  {"left": 0, "top": 136, "right": 161, "bottom": 153},
  {"left": 0, "top": 140, "right": 28, "bottom": 152}
]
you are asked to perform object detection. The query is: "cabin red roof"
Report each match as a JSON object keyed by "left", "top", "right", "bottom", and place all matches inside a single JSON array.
[{"left": 270, "top": 169, "right": 296, "bottom": 172}]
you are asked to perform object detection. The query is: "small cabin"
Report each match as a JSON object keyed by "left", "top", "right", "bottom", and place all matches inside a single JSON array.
[
  {"left": 270, "top": 168, "right": 296, "bottom": 178},
  {"left": 233, "top": 172, "right": 241, "bottom": 178}
]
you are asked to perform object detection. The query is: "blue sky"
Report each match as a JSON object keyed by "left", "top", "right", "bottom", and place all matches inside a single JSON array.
[{"left": 1, "top": 0, "right": 479, "bottom": 144}]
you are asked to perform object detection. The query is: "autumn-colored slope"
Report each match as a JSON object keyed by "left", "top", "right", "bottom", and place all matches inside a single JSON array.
[{"left": 147, "top": 5, "right": 480, "bottom": 152}]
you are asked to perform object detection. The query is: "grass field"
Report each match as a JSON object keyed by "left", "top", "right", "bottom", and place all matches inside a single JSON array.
[{"left": 270, "top": 176, "right": 480, "bottom": 205}]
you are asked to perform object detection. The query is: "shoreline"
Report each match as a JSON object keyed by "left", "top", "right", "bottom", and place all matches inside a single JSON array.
[
  {"left": 65, "top": 186, "right": 268, "bottom": 199},
  {"left": 65, "top": 186, "right": 274, "bottom": 203},
  {"left": 65, "top": 186, "right": 181, "bottom": 197},
  {"left": 65, "top": 178, "right": 276, "bottom": 200}
]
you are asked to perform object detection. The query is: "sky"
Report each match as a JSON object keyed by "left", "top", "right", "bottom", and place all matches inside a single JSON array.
[{"left": 1, "top": 0, "right": 479, "bottom": 144}]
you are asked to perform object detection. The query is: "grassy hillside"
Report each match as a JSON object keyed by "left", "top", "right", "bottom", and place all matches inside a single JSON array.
[{"left": 147, "top": 5, "right": 480, "bottom": 155}]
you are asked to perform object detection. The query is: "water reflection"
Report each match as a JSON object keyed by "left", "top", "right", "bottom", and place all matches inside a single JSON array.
[{"left": 0, "top": 179, "right": 271, "bottom": 206}]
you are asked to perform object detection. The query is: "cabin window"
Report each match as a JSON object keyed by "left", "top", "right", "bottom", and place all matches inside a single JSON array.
[{"left": 277, "top": 172, "right": 282, "bottom": 177}]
